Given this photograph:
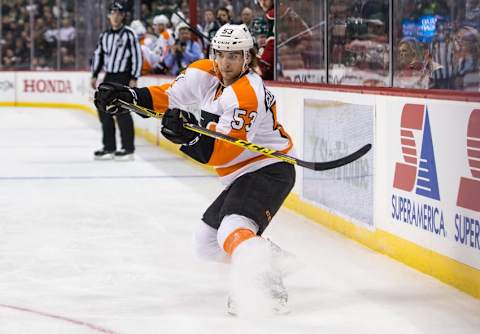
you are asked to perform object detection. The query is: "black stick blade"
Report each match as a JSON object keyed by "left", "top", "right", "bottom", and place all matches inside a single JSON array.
[{"left": 298, "top": 144, "right": 372, "bottom": 171}]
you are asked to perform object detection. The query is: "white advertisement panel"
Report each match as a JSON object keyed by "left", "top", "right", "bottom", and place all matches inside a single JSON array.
[
  {"left": 377, "top": 98, "right": 480, "bottom": 269},
  {"left": 0, "top": 72, "right": 16, "bottom": 103},
  {"left": 303, "top": 99, "right": 374, "bottom": 227},
  {"left": 15, "top": 71, "right": 91, "bottom": 104}
]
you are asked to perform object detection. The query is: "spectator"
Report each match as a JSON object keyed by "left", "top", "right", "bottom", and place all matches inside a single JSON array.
[
  {"left": 394, "top": 37, "right": 430, "bottom": 89},
  {"left": 2, "top": 49, "right": 18, "bottom": 69},
  {"left": 163, "top": 23, "right": 203, "bottom": 75},
  {"left": 217, "top": 7, "right": 231, "bottom": 26},
  {"left": 202, "top": 8, "right": 220, "bottom": 50},
  {"left": 452, "top": 26, "right": 480, "bottom": 91},
  {"left": 241, "top": 7, "right": 254, "bottom": 32},
  {"left": 256, "top": 0, "right": 276, "bottom": 80},
  {"left": 60, "top": 46, "right": 75, "bottom": 69}
]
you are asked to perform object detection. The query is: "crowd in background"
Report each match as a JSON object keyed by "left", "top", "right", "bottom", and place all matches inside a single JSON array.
[
  {"left": 1, "top": 0, "right": 76, "bottom": 70},
  {"left": 1, "top": 0, "right": 479, "bottom": 91},
  {"left": 130, "top": 0, "right": 271, "bottom": 77}
]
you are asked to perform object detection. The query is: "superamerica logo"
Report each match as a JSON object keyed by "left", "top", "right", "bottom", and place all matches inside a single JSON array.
[
  {"left": 393, "top": 104, "right": 440, "bottom": 200},
  {"left": 455, "top": 109, "right": 480, "bottom": 251},
  {"left": 391, "top": 104, "right": 446, "bottom": 237},
  {"left": 457, "top": 109, "right": 480, "bottom": 212}
]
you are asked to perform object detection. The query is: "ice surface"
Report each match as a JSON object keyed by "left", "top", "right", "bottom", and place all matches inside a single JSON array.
[{"left": 0, "top": 107, "right": 479, "bottom": 334}]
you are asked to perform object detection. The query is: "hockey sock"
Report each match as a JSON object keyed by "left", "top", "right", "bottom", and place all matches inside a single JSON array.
[{"left": 223, "top": 228, "right": 255, "bottom": 256}]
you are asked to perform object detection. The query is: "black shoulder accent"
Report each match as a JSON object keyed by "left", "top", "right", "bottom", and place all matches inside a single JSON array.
[
  {"left": 179, "top": 110, "right": 220, "bottom": 164},
  {"left": 133, "top": 87, "right": 153, "bottom": 118}
]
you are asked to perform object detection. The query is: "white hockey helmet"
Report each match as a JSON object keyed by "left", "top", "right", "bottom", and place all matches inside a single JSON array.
[
  {"left": 210, "top": 24, "right": 254, "bottom": 76},
  {"left": 130, "top": 20, "right": 146, "bottom": 37},
  {"left": 153, "top": 14, "right": 169, "bottom": 25},
  {"left": 211, "top": 24, "right": 254, "bottom": 52}
]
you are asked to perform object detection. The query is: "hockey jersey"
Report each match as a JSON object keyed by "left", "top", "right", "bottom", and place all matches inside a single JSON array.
[
  {"left": 137, "top": 59, "right": 293, "bottom": 185},
  {"left": 149, "top": 30, "right": 175, "bottom": 61}
]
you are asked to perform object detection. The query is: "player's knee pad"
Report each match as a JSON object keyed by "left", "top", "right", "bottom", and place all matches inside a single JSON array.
[
  {"left": 194, "top": 222, "right": 228, "bottom": 263},
  {"left": 217, "top": 214, "right": 259, "bottom": 256}
]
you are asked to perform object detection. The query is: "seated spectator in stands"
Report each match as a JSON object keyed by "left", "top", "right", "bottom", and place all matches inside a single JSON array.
[
  {"left": 60, "top": 47, "right": 75, "bottom": 69},
  {"left": 202, "top": 8, "right": 220, "bottom": 50},
  {"left": 32, "top": 55, "right": 52, "bottom": 70},
  {"left": 452, "top": 26, "right": 480, "bottom": 91},
  {"left": 14, "top": 38, "right": 30, "bottom": 69},
  {"left": 394, "top": 37, "right": 430, "bottom": 89},
  {"left": 252, "top": 17, "right": 269, "bottom": 50},
  {"left": 59, "top": 18, "right": 76, "bottom": 44},
  {"left": 2, "top": 49, "right": 18, "bottom": 69},
  {"left": 241, "top": 7, "right": 254, "bottom": 33},
  {"left": 256, "top": 0, "right": 275, "bottom": 80},
  {"left": 163, "top": 23, "right": 203, "bottom": 75},
  {"left": 217, "top": 7, "right": 232, "bottom": 26},
  {"left": 44, "top": 17, "right": 76, "bottom": 49}
]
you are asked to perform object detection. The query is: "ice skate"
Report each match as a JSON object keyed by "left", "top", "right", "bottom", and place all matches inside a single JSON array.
[
  {"left": 229, "top": 237, "right": 293, "bottom": 316},
  {"left": 263, "top": 269, "right": 290, "bottom": 315},
  {"left": 114, "top": 149, "right": 134, "bottom": 161},
  {"left": 94, "top": 149, "right": 114, "bottom": 160}
]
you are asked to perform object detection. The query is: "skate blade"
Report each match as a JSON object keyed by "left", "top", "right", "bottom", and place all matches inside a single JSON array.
[
  {"left": 114, "top": 154, "right": 134, "bottom": 161},
  {"left": 94, "top": 154, "right": 114, "bottom": 160}
]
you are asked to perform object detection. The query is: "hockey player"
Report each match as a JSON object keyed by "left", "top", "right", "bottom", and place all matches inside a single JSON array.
[
  {"left": 149, "top": 15, "right": 175, "bottom": 73},
  {"left": 130, "top": 20, "right": 157, "bottom": 75},
  {"left": 94, "top": 24, "right": 296, "bottom": 315}
]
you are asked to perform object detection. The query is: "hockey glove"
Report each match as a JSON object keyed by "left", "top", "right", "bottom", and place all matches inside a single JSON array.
[
  {"left": 94, "top": 82, "right": 138, "bottom": 115},
  {"left": 161, "top": 109, "right": 199, "bottom": 145}
]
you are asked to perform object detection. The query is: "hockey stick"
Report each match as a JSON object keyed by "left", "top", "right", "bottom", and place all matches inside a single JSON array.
[{"left": 114, "top": 100, "right": 372, "bottom": 171}]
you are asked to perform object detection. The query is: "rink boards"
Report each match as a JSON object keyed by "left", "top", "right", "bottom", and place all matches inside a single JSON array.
[{"left": 0, "top": 70, "right": 478, "bottom": 298}]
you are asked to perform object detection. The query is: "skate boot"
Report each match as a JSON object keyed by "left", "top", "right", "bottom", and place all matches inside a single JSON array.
[
  {"left": 114, "top": 149, "right": 134, "bottom": 161},
  {"left": 94, "top": 149, "right": 114, "bottom": 160}
]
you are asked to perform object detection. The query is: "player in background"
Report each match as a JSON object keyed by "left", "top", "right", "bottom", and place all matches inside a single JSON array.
[
  {"left": 130, "top": 20, "right": 157, "bottom": 75},
  {"left": 91, "top": 2, "right": 141, "bottom": 161},
  {"left": 149, "top": 15, "right": 174, "bottom": 73},
  {"left": 94, "top": 24, "right": 296, "bottom": 315}
]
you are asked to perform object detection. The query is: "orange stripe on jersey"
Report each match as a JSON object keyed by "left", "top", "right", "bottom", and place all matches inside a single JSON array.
[
  {"left": 147, "top": 83, "right": 170, "bottom": 113},
  {"left": 215, "top": 143, "right": 293, "bottom": 177},
  {"left": 270, "top": 103, "right": 292, "bottom": 141},
  {"left": 141, "top": 59, "right": 151, "bottom": 75},
  {"left": 189, "top": 59, "right": 217, "bottom": 77},
  {"left": 207, "top": 76, "right": 258, "bottom": 166},
  {"left": 161, "top": 31, "right": 171, "bottom": 40}
]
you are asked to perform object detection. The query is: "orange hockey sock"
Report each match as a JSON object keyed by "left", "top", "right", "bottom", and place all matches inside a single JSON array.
[{"left": 223, "top": 228, "right": 255, "bottom": 256}]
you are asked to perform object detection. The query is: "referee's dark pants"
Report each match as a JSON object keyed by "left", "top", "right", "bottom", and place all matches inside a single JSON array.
[{"left": 97, "top": 72, "right": 135, "bottom": 153}]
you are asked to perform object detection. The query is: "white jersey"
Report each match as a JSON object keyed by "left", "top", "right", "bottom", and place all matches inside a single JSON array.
[
  {"left": 148, "top": 30, "right": 175, "bottom": 61},
  {"left": 146, "top": 59, "right": 293, "bottom": 185}
]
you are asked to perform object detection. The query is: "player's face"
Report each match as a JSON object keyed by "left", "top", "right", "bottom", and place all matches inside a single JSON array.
[
  {"left": 214, "top": 50, "right": 245, "bottom": 85},
  {"left": 153, "top": 23, "right": 165, "bottom": 34}
]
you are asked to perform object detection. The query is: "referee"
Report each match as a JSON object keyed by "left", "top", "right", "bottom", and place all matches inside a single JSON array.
[{"left": 91, "top": 2, "right": 142, "bottom": 161}]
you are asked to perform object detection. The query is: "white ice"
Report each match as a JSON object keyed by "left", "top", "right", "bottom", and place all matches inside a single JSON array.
[{"left": 0, "top": 107, "right": 479, "bottom": 334}]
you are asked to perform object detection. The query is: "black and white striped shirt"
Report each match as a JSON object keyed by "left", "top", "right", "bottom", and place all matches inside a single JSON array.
[{"left": 92, "top": 25, "right": 142, "bottom": 79}]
